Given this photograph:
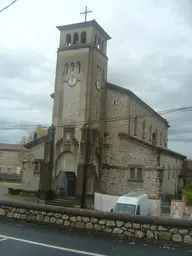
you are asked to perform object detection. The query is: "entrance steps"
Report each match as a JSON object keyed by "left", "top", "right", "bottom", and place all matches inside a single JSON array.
[{"left": 45, "top": 197, "right": 75, "bottom": 208}]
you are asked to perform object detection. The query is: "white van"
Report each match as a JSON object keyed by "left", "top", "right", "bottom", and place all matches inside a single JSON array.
[{"left": 111, "top": 191, "right": 150, "bottom": 216}]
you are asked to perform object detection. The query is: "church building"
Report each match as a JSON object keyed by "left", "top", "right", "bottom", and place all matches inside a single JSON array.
[{"left": 23, "top": 17, "right": 186, "bottom": 208}]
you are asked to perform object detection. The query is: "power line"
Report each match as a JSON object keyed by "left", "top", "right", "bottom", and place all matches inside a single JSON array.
[
  {"left": 0, "top": 105, "right": 192, "bottom": 130},
  {"left": 0, "top": 0, "right": 18, "bottom": 13}
]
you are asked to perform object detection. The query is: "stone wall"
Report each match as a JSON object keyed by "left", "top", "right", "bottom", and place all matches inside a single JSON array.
[
  {"left": 0, "top": 200, "right": 192, "bottom": 245},
  {"left": 21, "top": 152, "right": 40, "bottom": 191}
]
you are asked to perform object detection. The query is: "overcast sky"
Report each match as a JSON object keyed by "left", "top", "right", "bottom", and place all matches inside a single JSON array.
[{"left": 0, "top": 0, "right": 192, "bottom": 157}]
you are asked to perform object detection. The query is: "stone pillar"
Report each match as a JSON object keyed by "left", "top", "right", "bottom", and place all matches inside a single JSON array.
[
  {"left": 170, "top": 200, "right": 184, "bottom": 219},
  {"left": 149, "top": 197, "right": 161, "bottom": 216},
  {"left": 152, "top": 167, "right": 164, "bottom": 198},
  {"left": 75, "top": 126, "right": 97, "bottom": 209}
]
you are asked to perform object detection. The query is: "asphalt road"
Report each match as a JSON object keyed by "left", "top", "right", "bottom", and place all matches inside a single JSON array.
[{"left": 0, "top": 219, "right": 191, "bottom": 256}]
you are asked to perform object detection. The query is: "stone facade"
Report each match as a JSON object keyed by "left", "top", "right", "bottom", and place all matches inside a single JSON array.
[
  {"left": 21, "top": 139, "right": 46, "bottom": 191},
  {"left": 22, "top": 20, "right": 187, "bottom": 203},
  {"left": 0, "top": 200, "right": 192, "bottom": 245}
]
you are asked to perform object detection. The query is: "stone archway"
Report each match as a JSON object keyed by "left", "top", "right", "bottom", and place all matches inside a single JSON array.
[{"left": 55, "top": 152, "right": 77, "bottom": 197}]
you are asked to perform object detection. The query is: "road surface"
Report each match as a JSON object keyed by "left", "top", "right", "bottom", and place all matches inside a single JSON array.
[{"left": 0, "top": 219, "right": 191, "bottom": 255}]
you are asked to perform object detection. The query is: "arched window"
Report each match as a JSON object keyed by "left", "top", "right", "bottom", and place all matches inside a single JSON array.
[
  {"left": 149, "top": 125, "right": 152, "bottom": 141},
  {"left": 77, "top": 62, "right": 81, "bottom": 73},
  {"left": 152, "top": 132, "right": 156, "bottom": 144},
  {"left": 160, "top": 131, "right": 163, "bottom": 145},
  {"left": 70, "top": 63, "right": 75, "bottom": 72},
  {"left": 64, "top": 63, "right": 68, "bottom": 74},
  {"left": 94, "top": 34, "right": 98, "bottom": 45},
  {"left": 81, "top": 31, "right": 87, "bottom": 43},
  {"left": 98, "top": 38, "right": 101, "bottom": 49},
  {"left": 102, "top": 70, "right": 104, "bottom": 81},
  {"left": 97, "top": 65, "right": 99, "bottom": 75},
  {"left": 142, "top": 119, "right": 146, "bottom": 139},
  {"left": 73, "top": 32, "right": 79, "bottom": 44},
  {"left": 66, "top": 34, "right": 71, "bottom": 46},
  {"left": 134, "top": 116, "right": 138, "bottom": 136},
  {"left": 101, "top": 41, "right": 104, "bottom": 52}
]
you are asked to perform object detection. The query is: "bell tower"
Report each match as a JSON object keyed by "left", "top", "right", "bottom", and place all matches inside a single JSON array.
[
  {"left": 52, "top": 18, "right": 111, "bottom": 136},
  {"left": 51, "top": 12, "right": 111, "bottom": 207}
]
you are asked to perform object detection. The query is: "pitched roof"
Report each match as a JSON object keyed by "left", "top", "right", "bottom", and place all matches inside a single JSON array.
[
  {"left": 0, "top": 143, "right": 20, "bottom": 151},
  {"left": 57, "top": 19, "right": 111, "bottom": 40},
  {"left": 106, "top": 82, "right": 170, "bottom": 128},
  {"left": 118, "top": 133, "right": 187, "bottom": 159},
  {"left": 24, "top": 134, "right": 48, "bottom": 149}
]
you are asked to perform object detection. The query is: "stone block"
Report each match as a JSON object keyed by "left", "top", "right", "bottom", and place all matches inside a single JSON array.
[
  {"left": 113, "top": 228, "right": 123, "bottom": 234},
  {"left": 0, "top": 209, "right": 5, "bottom": 216},
  {"left": 75, "top": 222, "right": 85, "bottom": 229},
  {"left": 103, "top": 228, "right": 112, "bottom": 233},
  {"left": 106, "top": 220, "right": 115, "bottom": 227},
  {"left": 146, "top": 230, "right": 154, "bottom": 239},
  {"left": 93, "top": 224, "right": 102, "bottom": 231},
  {"left": 184, "top": 235, "right": 192, "bottom": 244},
  {"left": 125, "top": 222, "right": 132, "bottom": 228},
  {"left": 135, "top": 230, "right": 144, "bottom": 238},
  {"left": 56, "top": 218, "right": 63, "bottom": 225},
  {"left": 70, "top": 216, "right": 77, "bottom": 222},
  {"left": 82, "top": 217, "right": 89, "bottom": 223},
  {"left": 64, "top": 220, "right": 70, "bottom": 227},
  {"left": 62, "top": 214, "right": 69, "bottom": 220},
  {"left": 98, "top": 219, "right": 106, "bottom": 225},
  {"left": 179, "top": 229, "right": 188, "bottom": 235},
  {"left": 86, "top": 222, "right": 93, "bottom": 229},
  {"left": 172, "top": 234, "right": 182, "bottom": 243},
  {"left": 158, "top": 232, "right": 171, "bottom": 241},
  {"left": 116, "top": 221, "right": 124, "bottom": 227},
  {"left": 133, "top": 223, "right": 140, "bottom": 229}
]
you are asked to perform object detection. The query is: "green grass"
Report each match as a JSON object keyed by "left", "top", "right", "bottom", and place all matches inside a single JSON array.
[
  {"left": 0, "top": 180, "right": 21, "bottom": 184},
  {"left": 8, "top": 194, "right": 40, "bottom": 203}
]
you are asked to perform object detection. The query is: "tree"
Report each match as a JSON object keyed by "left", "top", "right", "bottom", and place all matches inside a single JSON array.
[
  {"left": 19, "top": 125, "right": 47, "bottom": 146},
  {"left": 182, "top": 179, "right": 192, "bottom": 206}
]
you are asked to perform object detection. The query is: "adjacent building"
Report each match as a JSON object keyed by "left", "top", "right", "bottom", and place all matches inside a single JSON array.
[{"left": 0, "top": 143, "right": 22, "bottom": 180}]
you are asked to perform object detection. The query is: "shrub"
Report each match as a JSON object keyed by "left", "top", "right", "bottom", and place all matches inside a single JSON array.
[{"left": 183, "top": 179, "right": 192, "bottom": 205}]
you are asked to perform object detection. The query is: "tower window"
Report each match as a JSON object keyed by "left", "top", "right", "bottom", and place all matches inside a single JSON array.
[
  {"left": 94, "top": 34, "right": 98, "bottom": 45},
  {"left": 70, "top": 63, "right": 75, "bottom": 72},
  {"left": 81, "top": 31, "right": 87, "bottom": 43},
  {"left": 101, "top": 41, "right": 104, "bottom": 52},
  {"left": 98, "top": 38, "right": 101, "bottom": 49},
  {"left": 66, "top": 34, "right": 71, "bottom": 46},
  {"left": 77, "top": 62, "right": 81, "bottom": 73},
  {"left": 73, "top": 32, "right": 79, "bottom": 44},
  {"left": 64, "top": 63, "right": 68, "bottom": 74}
]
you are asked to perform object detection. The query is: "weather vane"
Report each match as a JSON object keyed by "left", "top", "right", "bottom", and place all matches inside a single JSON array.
[{"left": 80, "top": 6, "right": 92, "bottom": 22}]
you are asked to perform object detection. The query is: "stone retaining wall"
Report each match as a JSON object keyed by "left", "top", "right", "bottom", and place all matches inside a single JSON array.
[{"left": 0, "top": 200, "right": 192, "bottom": 245}]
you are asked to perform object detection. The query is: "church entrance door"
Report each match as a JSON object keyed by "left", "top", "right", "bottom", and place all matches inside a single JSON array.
[{"left": 56, "top": 171, "right": 76, "bottom": 197}]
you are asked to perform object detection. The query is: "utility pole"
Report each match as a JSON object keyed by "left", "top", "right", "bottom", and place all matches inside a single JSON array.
[{"left": 80, "top": 125, "right": 90, "bottom": 209}]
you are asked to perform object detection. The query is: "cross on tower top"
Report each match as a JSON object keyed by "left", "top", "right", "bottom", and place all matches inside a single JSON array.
[{"left": 80, "top": 6, "right": 92, "bottom": 22}]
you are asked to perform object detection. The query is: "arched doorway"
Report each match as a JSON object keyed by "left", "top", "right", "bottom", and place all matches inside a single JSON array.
[{"left": 55, "top": 152, "right": 77, "bottom": 197}]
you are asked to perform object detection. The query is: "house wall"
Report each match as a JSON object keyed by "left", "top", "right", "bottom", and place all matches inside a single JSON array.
[{"left": 0, "top": 150, "right": 21, "bottom": 175}]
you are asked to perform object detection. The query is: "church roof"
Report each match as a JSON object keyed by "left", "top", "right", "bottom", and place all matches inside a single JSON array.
[
  {"left": 0, "top": 143, "right": 20, "bottom": 151},
  {"left": 106, "top": 82, "right": 170, "bottom": 127},
  {"left": 24, "top": 134, "right": 48, "bottom": 149},
  {"left": 57, "top": 20, "right": 111, "bottom": 40},
  {"left": 118, "top": 133, "right": 187, "bottom": 159}
]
